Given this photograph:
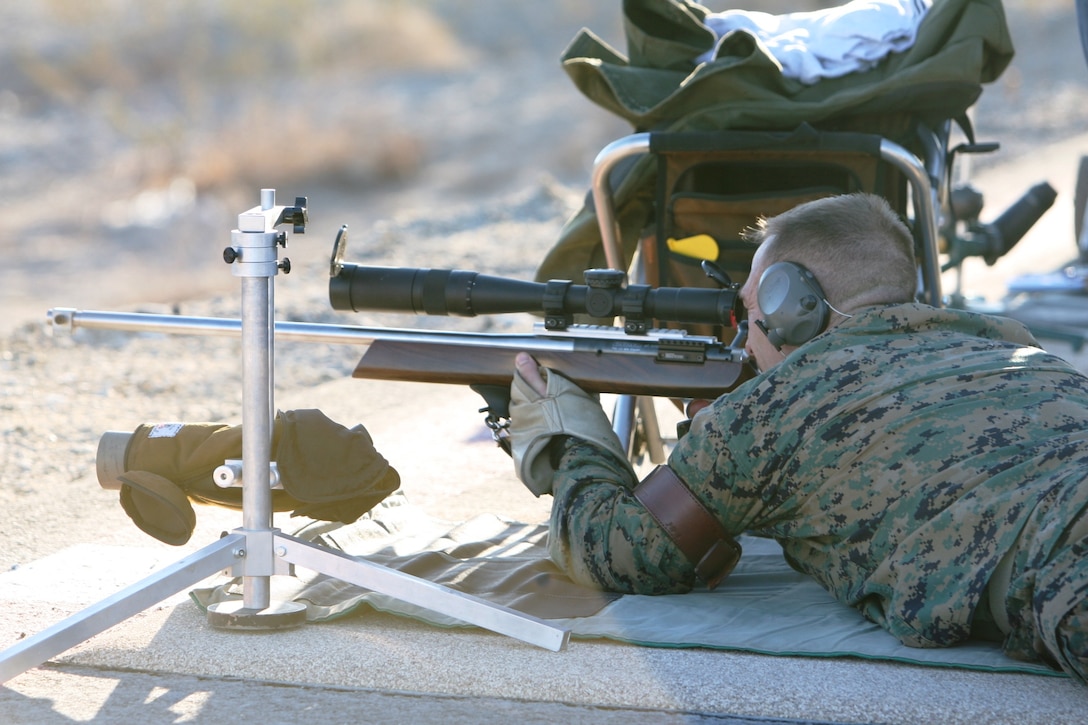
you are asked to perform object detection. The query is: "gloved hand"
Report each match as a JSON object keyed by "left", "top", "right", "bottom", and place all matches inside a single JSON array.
[{"left": 509, "top": 354, "right": 631, "bottom": 496}]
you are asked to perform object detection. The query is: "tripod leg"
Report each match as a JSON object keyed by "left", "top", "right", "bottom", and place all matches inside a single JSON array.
[
  {"left": 0, "top": 534, "right": 243, "bottom": 684},
  {"left": 275, "top": 532, "right": 570, "bottom": 652}
]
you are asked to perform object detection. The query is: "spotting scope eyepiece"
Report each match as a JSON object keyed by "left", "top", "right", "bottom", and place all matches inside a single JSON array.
[
  {"left": 942, "top": 182, "right": 1059, "bottom": 270},
  {"left": 984, "top": 181, "right": 1058, "bottom": 264}
]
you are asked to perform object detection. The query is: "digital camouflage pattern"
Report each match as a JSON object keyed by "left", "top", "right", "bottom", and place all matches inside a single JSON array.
[{"left": 546, "top": 303, "right": 1088, "bottom": 682}]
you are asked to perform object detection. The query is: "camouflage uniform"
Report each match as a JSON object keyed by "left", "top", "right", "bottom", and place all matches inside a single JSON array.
[{"left": 545, "top": 303, "right": 1088, "bottom": 682}]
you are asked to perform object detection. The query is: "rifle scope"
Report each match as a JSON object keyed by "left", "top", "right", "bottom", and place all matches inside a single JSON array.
[{"left": 329, "top": 263, "right": 742, "bottom": 331}]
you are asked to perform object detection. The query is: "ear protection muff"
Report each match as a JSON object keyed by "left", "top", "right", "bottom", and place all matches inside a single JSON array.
[{"left": 755, "top": 261, "right": 830, "bottom": 350}]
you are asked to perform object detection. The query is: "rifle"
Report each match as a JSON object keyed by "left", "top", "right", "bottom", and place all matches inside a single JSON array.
[
  {"left": 326, "top": 225, "right": 751, "bottom": 398},
  {"left": 46, "top": 311, "right": 750, "bottom": 402},
  {"left": 323, "top": 224, "right": 753, "bottom": 451},
  {"left": 47, "top": 227, "right": 753, "bottom": 441}
]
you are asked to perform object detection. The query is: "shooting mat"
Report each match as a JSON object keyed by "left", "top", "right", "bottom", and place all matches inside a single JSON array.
[{"left": 191, "top": 495, "right": 1063, "bottom": 679}]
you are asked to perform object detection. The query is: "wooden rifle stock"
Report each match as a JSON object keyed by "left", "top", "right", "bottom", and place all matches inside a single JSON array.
[{"left": 352, "top": 325, "right": 752, "bottom": 399}]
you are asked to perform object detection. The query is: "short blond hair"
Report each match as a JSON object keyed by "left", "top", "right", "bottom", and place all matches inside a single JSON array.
[{"left": 748, "top": 193, "right": 917, "bottom": 310}]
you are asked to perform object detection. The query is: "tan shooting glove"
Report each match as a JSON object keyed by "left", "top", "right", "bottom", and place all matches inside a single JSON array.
[{"left": 509, "top": 363, "right": 632, "bottom": 496}]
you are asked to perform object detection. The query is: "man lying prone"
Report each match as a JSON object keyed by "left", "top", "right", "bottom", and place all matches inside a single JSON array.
[{"left": 509, "top": 192, "right": 1088, "bottom": 684}]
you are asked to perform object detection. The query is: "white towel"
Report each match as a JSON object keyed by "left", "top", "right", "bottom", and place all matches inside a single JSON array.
[{"left": 696, "top": 0, "right": 932, "bottom": 84}]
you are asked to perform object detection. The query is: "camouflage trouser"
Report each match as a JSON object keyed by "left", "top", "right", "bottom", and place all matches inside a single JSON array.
[
  {"left": 997, "top": 478, "right": 1088, "bottom": 685},
  {"left": 1032, "top": 536, "right": 1088, "bottom": 684}
]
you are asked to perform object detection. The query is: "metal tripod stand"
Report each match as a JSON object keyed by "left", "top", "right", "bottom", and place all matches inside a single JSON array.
[{"left": 0, "top": 190, "right": 569, "bottom": 683}]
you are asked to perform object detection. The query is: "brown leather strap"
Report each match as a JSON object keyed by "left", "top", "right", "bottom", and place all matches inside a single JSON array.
[{"left": 633, "top": 465, "right": 741, "bottom": 590}]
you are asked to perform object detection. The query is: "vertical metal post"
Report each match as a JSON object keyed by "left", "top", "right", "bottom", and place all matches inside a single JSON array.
[
  {"left": 233, "top": 189, "right": 281, "bottom": 611},
  {"left": 240, "top": 275, "right": 273, "bottom": 608}
]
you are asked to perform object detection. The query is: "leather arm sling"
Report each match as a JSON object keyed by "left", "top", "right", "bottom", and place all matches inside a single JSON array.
[{"left": 633, "top": 465, "right": 742, "bottom": 590}]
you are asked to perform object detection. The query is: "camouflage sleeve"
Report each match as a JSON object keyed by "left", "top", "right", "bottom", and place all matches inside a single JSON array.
[{"left": 547, "top": 439, "right": 698, "bottom": 594}]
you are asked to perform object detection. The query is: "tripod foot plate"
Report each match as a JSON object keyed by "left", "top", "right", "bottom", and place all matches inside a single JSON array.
[{"left": 206, "top": 600, "right": 307, "bottom": 631}]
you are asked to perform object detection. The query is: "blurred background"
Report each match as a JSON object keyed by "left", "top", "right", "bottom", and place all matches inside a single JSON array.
[{"left": 1, "top": 0, "right": 1085, "bottom": 333}]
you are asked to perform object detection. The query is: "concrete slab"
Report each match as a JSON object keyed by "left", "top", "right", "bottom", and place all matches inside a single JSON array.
[{"left": 3, "top": 537, "right": 1088, "bottom": 724}]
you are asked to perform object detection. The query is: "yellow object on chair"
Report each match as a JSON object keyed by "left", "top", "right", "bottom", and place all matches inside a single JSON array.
[{"left": 667, "top": 234, "right": 719, "bottom": 261}]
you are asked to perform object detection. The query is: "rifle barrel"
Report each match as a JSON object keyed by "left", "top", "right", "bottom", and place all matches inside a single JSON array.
[{"left": 47, "top": 308, "right": 578, "bottom": 350}]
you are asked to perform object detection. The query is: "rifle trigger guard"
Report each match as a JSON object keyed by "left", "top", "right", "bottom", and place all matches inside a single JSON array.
[
  {"left": 482, "top": 409, "right": 512, "bottom": 456},
  {"left": 470, "top": 384, "right": 514, "bottom": 456}
]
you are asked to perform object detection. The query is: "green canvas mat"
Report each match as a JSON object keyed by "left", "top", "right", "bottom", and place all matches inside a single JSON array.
[{"left": 191, "top": 499, "right": 1064, "bottom": 679}]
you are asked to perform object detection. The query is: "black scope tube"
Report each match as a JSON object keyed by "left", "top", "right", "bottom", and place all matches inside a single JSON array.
[{"left": 329, "top": 264, "right": 742, "bottom": 327}]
